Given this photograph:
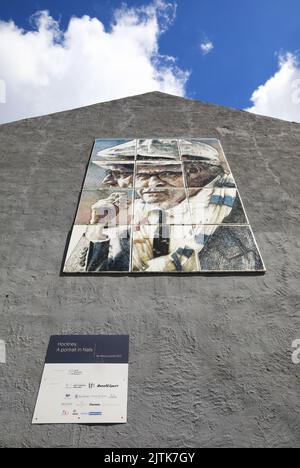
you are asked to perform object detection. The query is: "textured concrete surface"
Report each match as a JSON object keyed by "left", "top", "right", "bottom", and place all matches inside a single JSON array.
[{"left": 0, "top": 92, "right": 300, "bottom": 448}]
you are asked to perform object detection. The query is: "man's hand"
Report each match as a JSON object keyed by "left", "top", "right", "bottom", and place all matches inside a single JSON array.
[
  {"left": 90, "top": 197, "right": 120, "bottom": 225},
  {"left": 89, "top": 192, "right": 132, "bottom": 226},
  {"left": 86, "top": 192, "right": 131, "bottom": 242},
  {"left": 86, "top": 197, "right": 118, "bottom": 242}
]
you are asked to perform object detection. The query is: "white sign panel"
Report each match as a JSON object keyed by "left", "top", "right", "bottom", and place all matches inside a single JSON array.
[{"left": 32, "top": 335, "right": 129, "bottom": 424}]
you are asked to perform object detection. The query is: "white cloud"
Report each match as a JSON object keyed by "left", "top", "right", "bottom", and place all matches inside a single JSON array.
[
  {"left": 200, "top": 41, "right": 214, "bottom": 56},
  {"left": 0, "top": 1, "right": 189, "bottom": 124},
  {"left": 247, "top": 53, "right": 300, "bottom": 123}
]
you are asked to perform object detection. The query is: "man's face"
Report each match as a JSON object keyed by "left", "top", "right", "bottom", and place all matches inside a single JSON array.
[
  {"left": 136, "top": 164, "right": 186, "bottom": 208},
  {"left": 102, "top": 164, "right": 134, "bottom": 188}
]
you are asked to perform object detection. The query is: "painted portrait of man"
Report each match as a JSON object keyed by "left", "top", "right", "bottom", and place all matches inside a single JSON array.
[{"left": 64, "top": 139, "right": 265, "bottom": 273}]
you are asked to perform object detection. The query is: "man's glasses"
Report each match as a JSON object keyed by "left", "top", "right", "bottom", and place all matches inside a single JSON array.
[{"left": 136, "top": 171, "right": 183, "bottom": 181}]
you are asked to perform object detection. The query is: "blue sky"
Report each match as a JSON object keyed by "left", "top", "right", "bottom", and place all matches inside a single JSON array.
[{"left": 0, "top": 0, "right": 300, "bottom": 123}]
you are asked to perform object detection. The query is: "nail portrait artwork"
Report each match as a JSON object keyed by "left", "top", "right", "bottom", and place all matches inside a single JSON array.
[{"left": 63, "top": 139, "right": 265, "bottom": 273}]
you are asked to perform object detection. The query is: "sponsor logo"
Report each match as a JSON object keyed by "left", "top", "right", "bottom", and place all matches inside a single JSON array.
[
  {"left": 97, "top": 384, "right": 119, "bottom": 388},
  {"left": 75, "top": 394, "right": 102, "bottom": 399}
]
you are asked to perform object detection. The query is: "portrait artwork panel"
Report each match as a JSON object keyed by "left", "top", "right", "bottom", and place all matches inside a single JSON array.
[
  {"left": 64, "top": 225, "right": 132, "bottom": 273},
  {"left": 63, "top": 138, "right": 265, "bottom": 274},
  {"left": 92, "top": 139, "right": 135, "bottom": 162},
  {"left": 196, "top": 225, "right": 265, "bottom": 272},
  {"left": 133, "top": 189, "right": 192, "bottom": 225},
  {"left": 136, "top": 161, "right": 185, "bottom": 188},
  {"left": 132, "top": 224, "right": 197, "bottom": 273},
  {"left": 137, "top": 139, "right": 180, "bottom": 160},
  {"left": 187, "top": 188, "right": 248, "bottom": 225},
  {"left": 84, "top": 162, "right": 135, "bottom": 190},
  {"left": 75, "top": 190, "right": 134, "bottom": 226}
]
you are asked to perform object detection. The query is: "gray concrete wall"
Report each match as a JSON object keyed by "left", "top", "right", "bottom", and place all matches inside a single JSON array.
[{"left": 0, "top": 92, "right": 299, "bottom": 448}]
